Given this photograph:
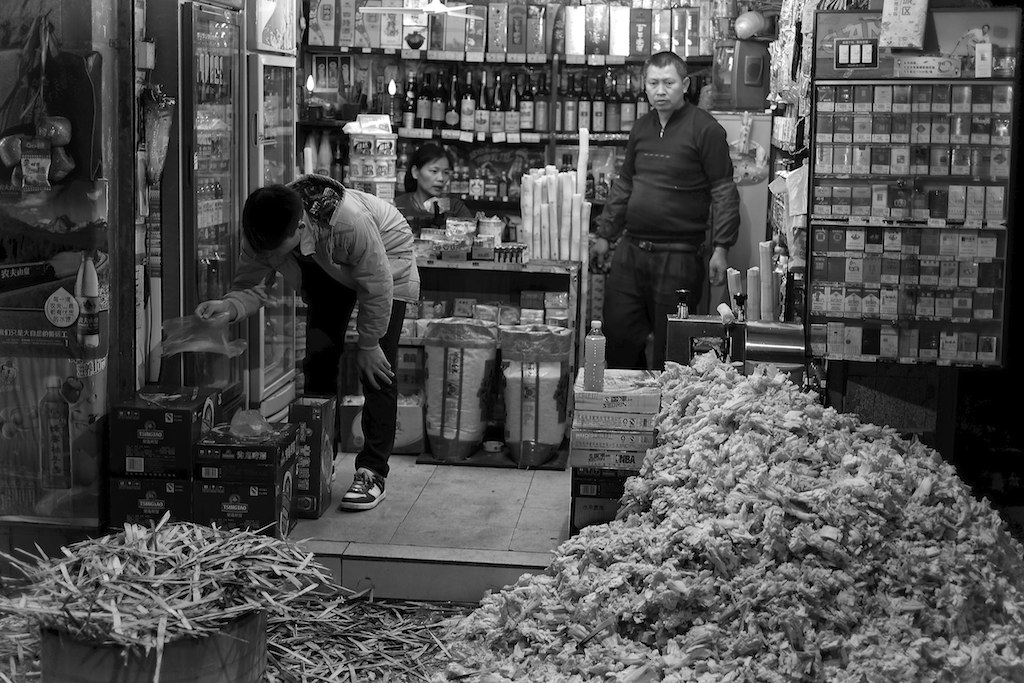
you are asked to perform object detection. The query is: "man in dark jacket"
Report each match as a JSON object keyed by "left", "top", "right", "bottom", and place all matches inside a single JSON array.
[
  {"left": 197, "top": 175, "right": 419, "bottom": 511},
  {"left": 591, "top": 51, "right": 741, "bottom": 370}
]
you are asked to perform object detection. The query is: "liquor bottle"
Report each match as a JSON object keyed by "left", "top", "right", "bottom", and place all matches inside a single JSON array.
[
  {"left": 38, "top": 376, "right": 72, "bottom": 489},
  {"left": 302, "top": 131, "right": 317, "bottom": 175},
  {"left": 416, "top": 73, "right": 432, "bottom": 129},
  {"left": 316, "top": 131, "right": 332, "bottom": 175},
  {"left": 563, "top": 73, "right": 578, "bottom": 133},
  {"left": 577, "top": 73, "right": 592, "bottom": 131},
  {"left": 636, "top": 76, "right": 650, "bottom": 119},
  {"left": 431, "top": 72, "right": 447, "bottom": 129},
  {"left": 596, "top": 172, "right": 609, "bottom": 200},
  {"left": 592, "top": 75, "right": 606, "bottom": 132},
  {"left": 583, "top": 320, "right": 606, "bottom": 391},
  {"left": 534, "top": 72, "right": 550, "bottom": 132},
  {"left": 331, "top": 139, "right": 345, "bottom": 181},
  {"left": 519, "top": 72, "right": 534, "bottom": 131},
  {"left": 606, "top": 73, "right": 621, "bottom": 132},
  {"left": 460, "top": 70, "right": 476, "bottom": 132},
  {"left": 402, "top": 75, "right": 417, "bottom": 129},
  {"left": 445, "top": 71, "right": 461, "bottom": 129},
  {"left": 475, "top": 70, "right": 491, "bottom": 134},
  {"left": 620, "top": 73, "right": 636, "bottom": 131},
  {"left": 490, "top": 71, "right": 506, "bottom": 133},
  {"left": 506, "top": 73, "right": 521, "bottom": 131},
  {"left": 586, "top": 170, "right": 595, "bottom": 199},
  {"left": 469, "top": 166, "right": 485, "bottom": 199},
  {"left": 554, "top": 73, "right": 566, "bottom": 133},
  {"left": 75, "top": 252, "right": 100, "bottom": 349}
]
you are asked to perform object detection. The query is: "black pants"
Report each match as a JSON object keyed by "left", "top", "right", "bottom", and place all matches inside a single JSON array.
[
  {"left": 603, "top": 238, "right": 705, "bottom": 370},
  {"left": 297, "top": 257, "right": 405, "bottom": 478}
]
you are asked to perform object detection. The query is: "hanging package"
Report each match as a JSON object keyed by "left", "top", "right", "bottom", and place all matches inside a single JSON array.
[
  {"left": 422, "top": 318, "right": 498, "bottom": 461},
  {"left": 500, "top": 324, "right": 573, "bottom": 467}
]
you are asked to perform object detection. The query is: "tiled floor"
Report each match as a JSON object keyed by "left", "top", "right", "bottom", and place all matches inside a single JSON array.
[{"left": 292, "top": 452, "right": 571, "bottom": 603}]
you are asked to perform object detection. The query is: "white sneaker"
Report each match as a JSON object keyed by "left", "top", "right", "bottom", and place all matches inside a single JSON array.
[{"left": 338, "top": 469, "right": 386, "bottom": 511}]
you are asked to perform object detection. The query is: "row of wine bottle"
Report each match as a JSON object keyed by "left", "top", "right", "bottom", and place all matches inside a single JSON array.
[{"left": 400, "top": 67, "right": 650, "bottom": 134}]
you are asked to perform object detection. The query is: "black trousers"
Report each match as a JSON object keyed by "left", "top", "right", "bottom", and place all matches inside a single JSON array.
[
  {"left": 602, "top": 238, "right": 705, "bottom": 370},
  {"left": 297, "top": 257, "right": 405, "bottom": 478}
]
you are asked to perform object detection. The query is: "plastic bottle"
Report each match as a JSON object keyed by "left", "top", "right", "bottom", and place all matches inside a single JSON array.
[
  {"left": 75, "top": 252, "right": 100, "bottom": 348},
  {"left": 38, "top": 376, "right": 72, "bottom": 489},
  {"left": 583, "top": 320, "right": 606, "bottom": 392},
  {"left": 316, "top": 132, "right": 332, "bottom": 175}
]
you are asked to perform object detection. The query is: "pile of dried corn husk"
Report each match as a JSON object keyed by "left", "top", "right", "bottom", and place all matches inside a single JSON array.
[
  {"left": 0, "top": 518, "right": 467, "bottom": 682},
  {"left": 434, "top": 354, "right": 1024, "bottom": 682}
]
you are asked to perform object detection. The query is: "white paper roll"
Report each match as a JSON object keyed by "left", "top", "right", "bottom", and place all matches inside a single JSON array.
[
  {"left": 559, "top": 174, "right": 573, "bottom": 259},
  {"left": 570, "top": 193, "right": 583, "bottom": 263},
  {"left": 727, "top": 267, "right": 742, "bottom": 304},
  {"left": 746, "top": 266, "right": 761, "bottom": 322},
  {"left": 540, "top": 202, "right": 551, "bottom": 260},
  {"left": 577, "top": 129, "right": 590, "bottom": 199},
  {"left": 547, "top": 198, "right": 559, "bottom": 260},
  {"left": 581, "top": 201, "right": 592, "bottom": 265},
  {"left": 532, "top": 192, "right": 542, "bottom": 261}
]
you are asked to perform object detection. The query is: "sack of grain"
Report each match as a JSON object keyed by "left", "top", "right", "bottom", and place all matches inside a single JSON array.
[
  {"left": 422, "top": 318, "right": 498, "bottom": 461},
  {"left": 500, "top": 324, "right": 573, "bottom": 467}
]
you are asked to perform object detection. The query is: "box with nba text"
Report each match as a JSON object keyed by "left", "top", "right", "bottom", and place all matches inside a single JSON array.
[
  {"left": 568, "top": 447, "right": 647, "bottom": 471},
  {"left": 108, "top": 477, "right": 192, "bottom": 529},
  {"left": 194, "top": 424, "right": 299, "bottom": 483},
  {"left": 572, "top": 368, "right": 661, "bottom": 413},
  {"left": 192, "top": 456, "right": 296, "bottom": 540},
  {"left": 289, "top": 395, "right": 337, "bottom": 519},
  {"left": 109, "top": 387, "right": 223, "bottom": 477}
]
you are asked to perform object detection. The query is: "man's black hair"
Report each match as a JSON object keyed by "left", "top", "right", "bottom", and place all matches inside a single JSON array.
[
  {"left": 644, "top": 50, "right": 689, "bottom": 82},
  {"left": 241, "top": 184, "right": 305, "bottom": 252}
]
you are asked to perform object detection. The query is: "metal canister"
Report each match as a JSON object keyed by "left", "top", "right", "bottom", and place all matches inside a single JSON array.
[{"left": 675, "top": 289, "right": 690, "bottom": 319}]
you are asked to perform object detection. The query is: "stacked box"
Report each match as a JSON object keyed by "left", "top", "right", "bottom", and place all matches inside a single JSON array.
[
  {"left": 107, "top": 387, "right": 223, "bottom": 528},
  {"left": 289, "top": 396, "right": 337, "bottom": 519},
  {"left": 348, "top": 133, "right": 397, "bottom": 203},
  {"left": 193, "top": 424, "right": 299, "bottom": 539},
  {"left": 568, "top": 369, "right": 661, "bottom": 535}
]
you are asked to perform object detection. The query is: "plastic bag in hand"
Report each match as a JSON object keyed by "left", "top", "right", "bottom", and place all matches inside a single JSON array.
[{"left": 160, "top": 315, "right": 247, "bottom": 357}]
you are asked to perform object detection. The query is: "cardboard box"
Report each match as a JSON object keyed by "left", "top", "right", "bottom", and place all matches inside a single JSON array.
[
  {"left": 571, "top": 466, "right": 636, "bottom": 499},
  {"left": 584, "top": 4, "right": 609, "bottom": 55},
  {"left": 289, "top": 396, "right": 337, "bottom": 519},
  {"left": 651, "top": 9, "right": 671, "bottom": 53},
  {"left": 194, "top": 424, "right": 299, "bottom": 483},
  {"left": 526, "top": 3, "right": 546, "bottom": 54},
  {"left": 608, "top": 6, "right": 630, "bottom": 57},
  {"left": 108, "top": 477, "right": 192, "bottom": 528},
  {"left": 570, "top": 496, "right": 618, "bottom": 535},
  {"left": 568, "top": 446, "right": 647, "bottom": 470},
  {"left": 630, "top": 8, "right": 652, "bottom": 59},
  {"left": 572, "top": 368, "right": 661, "bottom": 413},
  {"left": 402, "top": 0, "right": 428, "bottom": 49},
  {"left": 571, "top": 410, "right": 657, "bottom": 431},
  {"left": 444, "top": 13, "right": 466, "bottom": 51},
  {"left": 563, "top": 5, "right": 584, "bottom": 55},
  {"left": 193, "top": 460, "right": 296, "bottom": 540},
  {"left": 487, "top": 2, "right": 508, "bottom": 53},
  {"left": 396, "top": 346, "right": 425, "bottom": 394},
  {"left": 379, "top": 0, "right": 405, "bottom": 49},
  {"left": 338, "top": 0, "right": 357, "bottom": 47},
  {"left": 110, "top": 387, "right": 223, "bottom": 477}
]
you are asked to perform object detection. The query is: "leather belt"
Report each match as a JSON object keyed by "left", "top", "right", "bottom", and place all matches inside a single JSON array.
[{"left": 625, "top": 235, "right": 701, "bottom": 253}]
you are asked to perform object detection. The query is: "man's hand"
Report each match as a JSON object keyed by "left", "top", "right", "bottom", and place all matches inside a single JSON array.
[
  {"left": 195, "top": 299, "right": 233, "bottom": 322},
  {"left": 357, "top": 345, "right": 394, "bottom": 391},
  {"left": 589, "top": 235, "right": 609, "bottom": 267},
  {"left": 708, "top": 246, "right": 729, "bottom": 287}
]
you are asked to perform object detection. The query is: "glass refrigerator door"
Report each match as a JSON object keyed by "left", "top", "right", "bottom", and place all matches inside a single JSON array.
[
  {"left": 250, "top": 272, "right": 297, "bottom": 403},
  {"left": 249, "top": 53, "right": 297, "bottom": 188},
  {"left": 185, "top": 3, "right": 246, "bottom": 399}
]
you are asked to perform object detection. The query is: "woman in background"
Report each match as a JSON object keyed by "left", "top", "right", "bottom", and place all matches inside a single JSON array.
[{"left": 394, "top": 142, "right": 473, "bottom": 231}]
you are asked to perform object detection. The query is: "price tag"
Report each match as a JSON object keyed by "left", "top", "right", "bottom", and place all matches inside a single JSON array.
[
  {"left": 868, "top": 216, "right": 885, "bottom": 226},
  {"left": 361, "top": 47, "right": 372, "bottom": 54},
  {"left": 964, "top": 219, "right": 982, "bottom": 229},
  {"left": 398, "top": 127, "right": 413, "bottom": 137},
  {"left": 401, "top": 49, "right": 421, "bottom": 60},
  {"left": 486, "top": 52, "right": 505, "bottom": 62},
  {"left": 459, "top": 131, "right": 475, "bottom": 143},
  {"left": 441, "top": 129, "right": 460, "bottom": 140},
  {"left": 527, "top": 53, "right": 547, "bottom": 64},
  {"left": 521, "top": 132, "right": 541, "bottom": 144},
  {"left": 492, "top": 131, "right": 507, "bottom": 143},
  {"left": 339, "top": 46, "right": 351, "bottom": 53},
  {"left": 606, "top": 55, "right": 625, "bottom": 65},
  {"left": 465, "top": 51, "right": 485, "bottom": 62},
  {"left": 427, "top": 50, "right": 443, "bottom": 60},
  {"left": 566, "top": 54, "right": 586, "bottom": 64},
  {"left": 384, "top": 49, "right": 397, "bottom": 55},
  {"left": 477, "top": 132, "right": 487, "bottom": 142},
  {"left": 586, "top": 54, "right": 606, "bottom": 65},
  {"left": 507, "top": 53, "right": 526, "bottom": 63},
  {"left": 927, "top": 218, "right": 946, "bottom": 228},
  {"left": 507, "top": 133, "right": 521, "bottom": 144}
]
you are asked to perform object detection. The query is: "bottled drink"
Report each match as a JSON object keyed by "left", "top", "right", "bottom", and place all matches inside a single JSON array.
[
  {"left": 445, "top": 71, "right": 461, "bottom": 129},
  {"left": 592, "top": 75, "right": 606, "bottom": 132},
  {"left": 302, "top": 132, "right": 317, "bottom": 174},
  {"left": 316, "top": 131, "right": 332, "bottom": 175},
  {"left": 475, "top": 70, "right": 491, "bottom": 134},
  {"left": 416, "top": 73, "right": 432, "bottom": 128},
  {"left": 606, "top": 74, "right": 621, "bottom": 132},
  {"left": 38, "top": 376, "right": 72, "bottom": 489},
  {"left": 460, "top": 70, "right": 476, "bottom": 131},
  {"left": 554, "top": 73, "right": 566, "bottom": 132},
  {"left": 577, "top": 73, "right": 592, "bottom": 131},
  {"left": 534, "top": 73, "right": 549, "bottom": 132},
  {"left": 431, "top": 73, "right": 447, "bottom": 129},
  {"left": 75, "top": 253, "right": 100, "bottom": 348},
  {"left": 636, "top": 78, "right": 650, "bottom": 119},
  {"left": 490, "top": 71, "right": 506, "bottom": 133},
  {"left": 620, "top": 73, "right": 636, "bottom": 131},
  {"left": 506, "top": 73, "right": 521, "bottom": 131},
  {"left": 402, "top": 75, "right": 417, "bottom": 129},
  {"left": 562, "top": 73, "right": 578, "bottom": 133},
  {"left": 583, "top": 320, "right": 606, "bottom": 392},
  {"left": 519, "top": 72, "right": 534, "bottom": 131}
]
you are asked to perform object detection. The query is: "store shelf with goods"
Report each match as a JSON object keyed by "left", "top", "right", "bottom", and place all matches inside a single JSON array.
[{"left": 805, "top": 7, "right": 1021, "bottom": 369}]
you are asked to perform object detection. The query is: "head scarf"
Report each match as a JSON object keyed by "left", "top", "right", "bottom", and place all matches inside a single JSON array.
[{"left": 287, "top": 174, "right": 346, "bottom": 231}]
